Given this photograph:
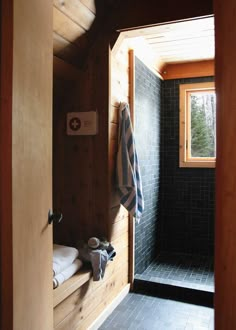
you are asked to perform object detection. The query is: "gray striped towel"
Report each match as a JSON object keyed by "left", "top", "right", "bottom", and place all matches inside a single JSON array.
[{"left": 116, "top": 102, "right": 144, "bottom": 220}]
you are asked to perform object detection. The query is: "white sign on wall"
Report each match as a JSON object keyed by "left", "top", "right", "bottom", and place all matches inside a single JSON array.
[{"left": 67, "top": 112, "right": 98, "bottom": 135}]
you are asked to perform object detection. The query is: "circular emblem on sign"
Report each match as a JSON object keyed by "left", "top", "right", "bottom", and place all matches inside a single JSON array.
[{"left": 69, "top": 117, "right": 81, "bottom": 131}]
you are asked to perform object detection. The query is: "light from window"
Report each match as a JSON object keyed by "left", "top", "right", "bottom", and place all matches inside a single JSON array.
[{"left": 179, "top": 82, "right": 216, "bottom": 168}]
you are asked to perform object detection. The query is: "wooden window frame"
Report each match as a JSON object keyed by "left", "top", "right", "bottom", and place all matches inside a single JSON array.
[{"left": 179, "top": 82, "right": 216, "bottom": 168}]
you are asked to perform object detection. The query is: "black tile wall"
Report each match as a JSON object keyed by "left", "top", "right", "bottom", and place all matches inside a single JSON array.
[
  {"left": 159, "top": 77, "right": 215, "bottom": 256},
  {"left": 134, "top": 60, "right": 215, "bottom": 272},
  {"left": 134, "top": 57, "right": 162, "bottom": 274}
]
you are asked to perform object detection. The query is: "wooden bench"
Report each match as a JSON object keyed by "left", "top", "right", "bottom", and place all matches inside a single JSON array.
[{"left": 53, "top": 268, "right": 92, "bottom": 308}]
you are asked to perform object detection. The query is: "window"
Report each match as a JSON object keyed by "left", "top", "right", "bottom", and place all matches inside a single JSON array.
[{"left": 179, "top": 82, "right": 216, "bottom": 168}]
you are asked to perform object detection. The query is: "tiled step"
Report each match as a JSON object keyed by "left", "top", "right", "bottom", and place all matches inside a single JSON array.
[{"left": 133, "top": 278, "right": 214, "bottom": 307}]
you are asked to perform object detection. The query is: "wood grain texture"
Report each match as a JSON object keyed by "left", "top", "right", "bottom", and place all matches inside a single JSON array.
[
  {"left": 12, "top": 0, "right": 53, "bottom": 329},
  {"left": 80, "top": 271, "right": 128, "bottom": 330},
  {"left": 53, "top": 56, "right": 81, "bottom": 81},
  {"left": 53, "top": 33, "right": 129, "bottom": 329},
  {"left": 110, "top": 0, "right": 213, "bottom": 32},
  {"left": 80, "top": 0, "right": 96, "bottom": 14},
  {"left": 128, "top": 49, "right": 135, "bottom": 288},
  {"left": 53, "top": 235, "right": 129, "bottom": 328},
  {"left": 53, "top": 31, "right": 80, "bottom": 64},
  {"left": 53, "top": 6, "right": 86, "bottom": 43},
  {"left": 162, "top": 60, "right": 215, "bottom": 80},
  {"left": 53, "top": 269, "right": 92, "bottom": 308},
  {"left": 54, "top": 0, "right": 95, "bottom": 31},
  {"left": 0, "top": 1, "right": 13, "bottom": 329},
  {"left": 179, "top": 82, "right": 215, "bottom": 168},
  {"left": 110, "top": 38, "right": 129, "bottom": 107},
  {"left": 54, "top": 262, "right": 128, "bottom": 330},
  {"left": 215, "top": 0, "right": 236, "bottom": 328},
  {"left": 54, "top": 249, "right": 128, "bottom": 326},
  {"left": 88, "top": 284, "right": 130, "bottom": 330},
  {"left": 108, "top": 34, "right": 130, "bottom": 292}
]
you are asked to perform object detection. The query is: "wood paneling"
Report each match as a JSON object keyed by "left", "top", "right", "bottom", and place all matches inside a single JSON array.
[
  {"left": 128, "top": 50, "right": 135, "bottom": 287},
  {"left": 52, "top": 1, "right": 214, "bottom": 74},
  {"left": 110, "top": 0, "right": 213, "bottom": 32},
  {"left": 162, "top": 60, "right": 215, "bottom": 80},
  {"left": 80, "top": 0, "right": 96, "bottom": 14},
  {"left": 215, "top": 0, "right": 236, "bottom": 328},
  {"left": 53, "top": 241, "right": 128, "bottom": 327},
  {"left": 109, "top": 38, "right": 130, "bottom": 238},
  {"left": 53, "top": 56, "right": 81, "bottom": 81},
  {"left": 53, "top": 269, "right": 92, "bottom": 308},
  {"left": 54, "top": 257, "right": 128, "bottom": 330},
  {"left": 52, "top": 0, "right": 97, "bottom": 65},
  {"left": 0, "top": 1, "right": 13, "bottom": 329},
  {"left": 54, "top": 0, "right": 95, "bottom": 31},
  {"left": 53, "top": 31, "right": 129, "bottom": 329},
  {"left": 53, "top": 6, "right": 86, "bottom": 43},
  {"left": 108, "top": 35, "right": 130, "bottom": 293},
  {"left": 54, "top": 251, "right": 128, "bottom": 325},
  {"left": 53, "top": 32, "right": 80, "bottom": 63},
  {"left": 110, "top": 39, "right": 129, "bottom": 107},
  {"left": 80, "top": 273, "right": 128, "bottom": 330},
  {"left": 12, "top": 0, "right": 53, "bottom": 329}
]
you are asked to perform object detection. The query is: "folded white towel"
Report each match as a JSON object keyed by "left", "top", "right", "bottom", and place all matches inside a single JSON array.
[
  {"left": 53, "top": 259, "right": 83, "bottom": 289},
  {"left": 53, "top": 244, "right": 79, "bottom": 276}
]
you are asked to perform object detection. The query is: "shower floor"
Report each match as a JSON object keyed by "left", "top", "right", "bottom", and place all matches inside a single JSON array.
[{"left": 135, "top": 252, "right": 214, "bottom": 293}]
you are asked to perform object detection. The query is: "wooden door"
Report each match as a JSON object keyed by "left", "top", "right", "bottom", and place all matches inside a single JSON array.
[
  {"left": 215, "top": 0, "right": 236, "bottom": 329},
  {"left": 0, "top": 0, "right": 53, "bottom": 329}
]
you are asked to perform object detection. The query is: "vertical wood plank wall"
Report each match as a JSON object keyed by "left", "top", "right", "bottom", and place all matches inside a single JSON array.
[
  {"left": 215, "top": 0, "right": 236, "bottom": 328},
  {"left": 109, "top": 38, "right": 130, "bottom": 237},
  {"left": 12, "top": 0, "right": 53, "bottom": 329},
  {"left": 108, "top": 36, "right": 130, "bottom": 293},
  {"left": 0, "top": 1, "right": 13, "bottom": 329},
  {"left": 53, "top": 37, "right": 130, "bottom": 329}
]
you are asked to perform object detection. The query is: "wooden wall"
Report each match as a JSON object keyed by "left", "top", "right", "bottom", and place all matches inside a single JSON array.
[
  {"left": 109, "top": 38, "right": 130, "bottom": 279},
  {"left": 110, "top": 0, "right": 213, "bottom": 33},
  {"left": 53, "top": 36, "right": 130, "bottom": 329},
  {"left": 52, "top": 1, "right": 215, "bottom": 328},
  {"left": 214, "top": 0, "right": 236, "bottom": 328},
  {"left": 0, "top": 1, "right": 13, "bottom": 329},
  {"left": 162, "top": 60, "right": 215, "bottom": 80},
  {"left": 12, "top": 0, "right": 53, "bottom": 329},
  {"left": 53, "top": 0, "right": 95, "bottom": 65}
]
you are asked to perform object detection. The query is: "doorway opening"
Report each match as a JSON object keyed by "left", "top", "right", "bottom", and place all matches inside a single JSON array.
[{"left": 114, "top": 16, "right": 215, "bottom": 306}]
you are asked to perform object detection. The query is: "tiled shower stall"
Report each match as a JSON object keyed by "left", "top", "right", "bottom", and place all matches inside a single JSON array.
[{"left": 134, "top": 57, "right": 215, "bottom": 301}]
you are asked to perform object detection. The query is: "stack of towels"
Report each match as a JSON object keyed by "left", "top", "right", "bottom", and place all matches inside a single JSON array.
[{"left": 53, "top": 244, "right": 83, "bottom": 289}]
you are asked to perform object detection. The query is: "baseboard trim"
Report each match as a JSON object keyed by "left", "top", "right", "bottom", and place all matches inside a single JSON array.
[{"left": 88, "top": 284, "right": 130, "bottom": 330}]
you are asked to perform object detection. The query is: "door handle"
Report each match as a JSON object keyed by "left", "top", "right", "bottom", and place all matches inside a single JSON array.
[{"left": 48, "top": 209, "right": 63, "bottom": 224}]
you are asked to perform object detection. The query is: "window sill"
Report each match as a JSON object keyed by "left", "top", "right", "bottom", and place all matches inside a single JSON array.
[{"left": 179, "top": 160, "right": 216, "bottom": 168}]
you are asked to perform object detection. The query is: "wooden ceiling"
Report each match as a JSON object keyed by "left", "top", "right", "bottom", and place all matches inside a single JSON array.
[
  {"left": 122, "top": 17, "right": 215, "bottom": 66},
  {"left": 53, "top": 0, "right": 95, "bottom": 65},
  {"left": 53, "top": 0, "right": 120, "bottom": 66},
  {"left": 53, "top": 2, "right": 214, "bottom": 70}
]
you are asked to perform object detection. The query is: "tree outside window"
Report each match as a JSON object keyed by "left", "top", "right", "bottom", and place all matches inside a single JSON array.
[{"left": 179, "top": 82, "right": 216, "bottom": 168}]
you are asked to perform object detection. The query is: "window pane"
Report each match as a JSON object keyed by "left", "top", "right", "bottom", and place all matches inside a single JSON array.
[{"left": 190, "top": 92, "right": 216, "bottom": 158}]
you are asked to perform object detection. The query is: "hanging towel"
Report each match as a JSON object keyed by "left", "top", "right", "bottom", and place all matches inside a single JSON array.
[
  {"left": 53, "top": 244, "right": 79, "bottom": 276},
  {"left": 116, "top": 102, "right": 144, "bottom": 220},
  {"left": 53, "top": 259, "right": 83, "bottom": 289}
]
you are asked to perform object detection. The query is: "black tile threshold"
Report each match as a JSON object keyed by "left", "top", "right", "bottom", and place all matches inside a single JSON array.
[
  {"left": 134, "top": 252, "right": 214, "bottom": 307},
  {"left": 133, "top": 278, "right": 214, "bottom": 307}
]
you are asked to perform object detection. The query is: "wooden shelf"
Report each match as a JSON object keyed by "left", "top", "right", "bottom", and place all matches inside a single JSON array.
[{"left": 53, "top": 268, "right": 92, "bottom": 308}]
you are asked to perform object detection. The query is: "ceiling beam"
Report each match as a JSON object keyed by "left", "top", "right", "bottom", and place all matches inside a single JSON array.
[{"left": 161, "top": 60, "right": 215, "bottom": 80}]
